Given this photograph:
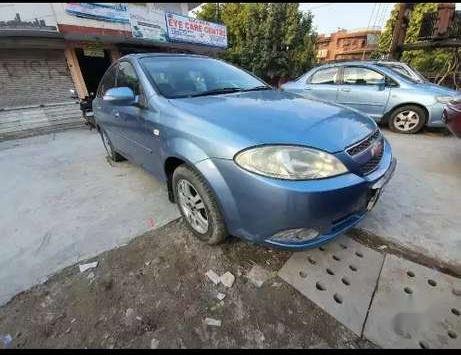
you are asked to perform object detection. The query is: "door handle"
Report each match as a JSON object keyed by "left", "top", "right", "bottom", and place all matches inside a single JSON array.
[
  {"left": 114, "top": 111, "right": 120, "bottom": 118},
  {"left": 304, "top": 87, "right": 312, "bottom": 90},
  {"left": 340, "top": 88, "right": 351, "bottom": 92}
]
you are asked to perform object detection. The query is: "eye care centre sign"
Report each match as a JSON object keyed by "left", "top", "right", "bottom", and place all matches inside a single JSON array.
[{"left": 165, "top": 13, "right": 227, "bottom": 48}]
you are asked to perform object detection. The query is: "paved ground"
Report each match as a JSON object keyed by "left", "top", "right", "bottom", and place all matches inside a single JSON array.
[
  {"left": 0, "top": 128, "right": 179, "bottom": 306},
  {"left": 359, "top": 130, "right": 461, "bottom": 273},
  {"left": 0, "top": 220, "right": 376, "bottom": 349},
  {"left": 0, "top": 126, "right": 459, "bottom": 309}
]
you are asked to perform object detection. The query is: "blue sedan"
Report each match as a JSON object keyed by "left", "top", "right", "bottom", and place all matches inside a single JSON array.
[
  {"left": 281, "top": 61, "right": 459, "bottom": 134},
  {"left": 93, "top": 54, "right": 396, "bottom": 250}
]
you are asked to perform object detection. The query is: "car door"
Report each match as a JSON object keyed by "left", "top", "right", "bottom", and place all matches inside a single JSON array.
[
  {"left": 303, "top": 66, "right": 340, "bottom": 103},
  {"left": 336, "top": 66, "right": 391, "bottom": 119},
  {"left": 115, "top": 60, "right": 163, "bottom": 175},
  {"left": 93, "top": 64, "right": 122, "bottom": 147}
]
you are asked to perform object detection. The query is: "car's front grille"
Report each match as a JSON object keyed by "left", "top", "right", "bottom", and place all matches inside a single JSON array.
[
  {"left": 359, "top": 140, "right": 384, "bottom": 175},
  {"left": 346, "top": 129, "right": 381, "bottom": 156}
]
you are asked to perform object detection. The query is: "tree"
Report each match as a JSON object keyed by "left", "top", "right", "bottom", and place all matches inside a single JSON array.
[
  {"left": 373, "top": 3, "right": 459, "bottom": 88},
  {"left": 195, "top": 3, "right": 317, "bottom": 86}
]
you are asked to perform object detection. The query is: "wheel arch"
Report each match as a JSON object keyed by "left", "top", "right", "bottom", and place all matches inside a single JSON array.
[{"left": 383, "top": 102, "right": 429, "bottom": 125}]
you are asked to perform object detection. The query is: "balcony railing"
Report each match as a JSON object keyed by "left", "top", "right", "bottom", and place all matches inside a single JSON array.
[{"left": 419, "top": 11, "right": 461, "bottom": 40}]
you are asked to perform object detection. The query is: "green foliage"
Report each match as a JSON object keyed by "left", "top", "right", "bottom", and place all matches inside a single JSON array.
[
  {"left": 373, "top": 3, "right": 456, "bottom": 77},
  {"left": 371, "top": 5, "right": 399, "bottom": 59},
  {"left": 195, "top": 3, "right": 317, "bottom": 84}
]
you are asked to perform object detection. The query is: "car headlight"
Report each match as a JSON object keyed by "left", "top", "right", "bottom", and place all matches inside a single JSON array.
[
  {"left": 234, "top": 145, "right": 348, "bottom": 180},
  {"left": 436, "top": 96, "right": 455, "bottom": 104}
]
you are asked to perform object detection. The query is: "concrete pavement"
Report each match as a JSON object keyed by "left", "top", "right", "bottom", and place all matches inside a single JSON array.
[
  {"left": 359, "top": 130, "right": 461, "bottom": 272},
  {"left": 0, "top": 127, "right": 459, "bottom": 306},
  {"left": 0, "top": 128, "right": 180, "bottom": 305}
]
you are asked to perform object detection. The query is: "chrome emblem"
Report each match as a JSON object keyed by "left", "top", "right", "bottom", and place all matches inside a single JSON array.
[{"left": 370, "top": 140, "right": 383, "bottom": 158}]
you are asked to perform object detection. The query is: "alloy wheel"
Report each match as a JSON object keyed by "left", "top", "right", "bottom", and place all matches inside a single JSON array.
[
  {"left": 177, "top": 179, "right": 209, "bottom": 234},
  {"left": 393, "top": 110, "right": 420, "bottom": 132}
]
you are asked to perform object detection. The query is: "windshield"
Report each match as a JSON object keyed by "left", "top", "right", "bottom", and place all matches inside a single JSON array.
[
  {"left": 140, "top": 56, "right": 269, "bottom": 99},
  {"left": 378, "top": 63, "right": 427, "bottom": 83}
]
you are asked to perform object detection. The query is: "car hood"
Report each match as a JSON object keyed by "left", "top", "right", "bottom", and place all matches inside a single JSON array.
[
  {"left": 416, "top": 82, "right": 459, "bottom": 96},
  {"left": 169, "top": 90, "right": 377, "bottom": 154}
]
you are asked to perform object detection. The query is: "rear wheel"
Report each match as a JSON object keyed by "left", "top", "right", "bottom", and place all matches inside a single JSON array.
[
  {"left": 388, "top": 105, "right": 426, "bottom": 134},
  {"left": 99, "top": 128, "right": 125, "bottom": 162},
  {"left": 173, "top": 165, "right": 228, "bottom": 245}
]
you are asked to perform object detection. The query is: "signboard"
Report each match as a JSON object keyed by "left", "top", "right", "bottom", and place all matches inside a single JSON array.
[
  {"left": 165, "top": 13, "right": 227, "bottom": 48},
  {"left": 65, "top": 3, "right": 129, "bottom": 24},
  {"left": 83, "top": 43, "right": 105, "bottom": 57},
  {"left": 128, "top": 6, "right": 168, "bottom": 42},
  {"left": 0, "top": 12, "right": 57, "bottom": 31}
]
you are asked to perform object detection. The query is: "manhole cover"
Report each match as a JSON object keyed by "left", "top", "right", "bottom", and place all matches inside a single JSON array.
[
  {"left": 278, "top": 236, "right": 384, "bottom": 335},
  {"left": 364, "top": 254, "right": 461, "bottom": 349}
]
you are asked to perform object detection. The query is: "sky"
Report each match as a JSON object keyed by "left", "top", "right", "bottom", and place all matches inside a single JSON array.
[
  {"left": 300, "top": 3, "right": 395, "bottom": 35},
  {"left": 191, "top": 3, "right": 461, "bottom": 36},
  {"left": 301, "top": 2, "right": 461, "bottom": 35}
]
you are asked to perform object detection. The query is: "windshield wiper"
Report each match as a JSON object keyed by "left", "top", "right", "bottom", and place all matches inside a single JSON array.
[
  {"left": 241, "top": 85, "right": 272, "bottom": 92},
  {"left": 190, "top": 87, "right": 243, "bottom": 97}
]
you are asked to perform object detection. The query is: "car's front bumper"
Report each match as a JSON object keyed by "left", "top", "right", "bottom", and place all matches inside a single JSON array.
[
  {"left": 195, "top": 140, "right": 396, "bottom": 250},
  {"left": 443, "top": 105, "right": 461, "bottom": 138}
]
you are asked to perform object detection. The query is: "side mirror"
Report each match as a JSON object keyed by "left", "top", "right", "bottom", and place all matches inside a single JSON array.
[
  {"left": 103, "top": 87, "right": 135, "bottom": 105},
  {"left": 69, "top": 89, "right": 78, "bottom": 99}
]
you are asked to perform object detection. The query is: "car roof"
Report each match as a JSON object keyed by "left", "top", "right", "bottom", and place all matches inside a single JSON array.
[
  {"left": 313, "top": 60, "right": 407, "bottom": 69},
  {"left": 120, "top": 53, "right": 211, "bottom": 61}
]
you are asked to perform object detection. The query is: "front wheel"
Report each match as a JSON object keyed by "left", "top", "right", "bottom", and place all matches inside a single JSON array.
[
  {"left": 173, "top": 165, "right": 228, "bottom": 245},
  {"left": 388, "top": 105, "right": 426, "bottom": 134}
]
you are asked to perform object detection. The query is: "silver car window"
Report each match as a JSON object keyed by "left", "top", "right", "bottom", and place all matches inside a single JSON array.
[
  {"left": 343, "top": 67, "right": 384, "bottom": 85},
  {"left": 309, "top": 67, "right": 339, "bottom": 85}
]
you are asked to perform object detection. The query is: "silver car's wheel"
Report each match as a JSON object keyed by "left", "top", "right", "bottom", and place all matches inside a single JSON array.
[
  {"left": 389, "top": 105, "right": 426, "bottom": 134},
  {"left": 177, "top": 179, "right": 209, "bottom": 234},
  {"left": 394, "top": 110, "right": 420, "bottom": 132}
]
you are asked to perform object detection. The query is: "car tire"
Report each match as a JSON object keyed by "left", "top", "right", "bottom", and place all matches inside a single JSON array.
[
  {"left": 388, "top": 105, "right": 426, "bottom": 134},
  {"left": 99, "top": 128, "right": 125, "bottom": 162},
  {"left": 173, "top": 164, "right": 228, "bottom": 245}
]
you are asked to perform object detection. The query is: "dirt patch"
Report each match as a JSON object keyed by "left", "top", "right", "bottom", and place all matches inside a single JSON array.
[{"left": 0, "top": 219, "right": 376, "bottom": 349}]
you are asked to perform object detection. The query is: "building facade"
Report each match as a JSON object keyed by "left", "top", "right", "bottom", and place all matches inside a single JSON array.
[
  {"left": 0, "top": 3, "right": 225, "bottom": 140},
  {"left": 316, "top": 28, "right": 380, "bottom": 63}
]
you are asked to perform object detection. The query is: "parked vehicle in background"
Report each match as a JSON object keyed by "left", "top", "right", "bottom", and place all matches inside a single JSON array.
[
  {"left": 281, "top": 61, "right": 459, "bottom": 134},
  {"left": 70, "top": 89, "right": 96, "bottom": 128},
  {"left": 93, "top": 53, "right": 396, "bottom": 250},
  {"left": 443, "top": 98, "right": 461, "bottom": 138}
]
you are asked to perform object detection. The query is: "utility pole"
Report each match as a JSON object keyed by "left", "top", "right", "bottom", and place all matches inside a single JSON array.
[{"left": 389, "top": 3, "right": 414, "bottom": 60}]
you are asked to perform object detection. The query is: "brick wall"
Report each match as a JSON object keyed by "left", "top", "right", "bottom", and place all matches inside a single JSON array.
[{"left": 0, "top": 49, "right": 75, "bottom": 109}]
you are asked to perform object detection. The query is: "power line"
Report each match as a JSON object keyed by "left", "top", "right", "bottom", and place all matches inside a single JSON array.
[{"left": 362, "top": 3, "right": 378, "bottom": 60}]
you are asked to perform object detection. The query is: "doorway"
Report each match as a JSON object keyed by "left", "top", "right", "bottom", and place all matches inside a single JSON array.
[{"left": 75, "top": 48, "right": 112, "bottom": 96}]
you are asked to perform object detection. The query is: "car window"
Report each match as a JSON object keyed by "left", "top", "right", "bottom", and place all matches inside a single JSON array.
[
  {"left": 140, "top": 56, "right": 266, "bottom": 99},
  {"left": 309, "top": 67, "right": 339, "bottom": 85},
  {"left": 117, "top": 61, "right": 140, "bottom": 96},
  {"left": 97, "top": 65, "right": 117, "bottom": 97},
  {"left": 343, "top": 67, "right": 384, "bottom": 85}
]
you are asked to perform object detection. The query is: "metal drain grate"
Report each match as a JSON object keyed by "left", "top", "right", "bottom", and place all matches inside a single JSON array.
[
  {"left": 363, "top": 254, "right": 461, "bottom": 349},
  {"left": 278, "top": 236, "right": 384, "bottom": 335}
]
